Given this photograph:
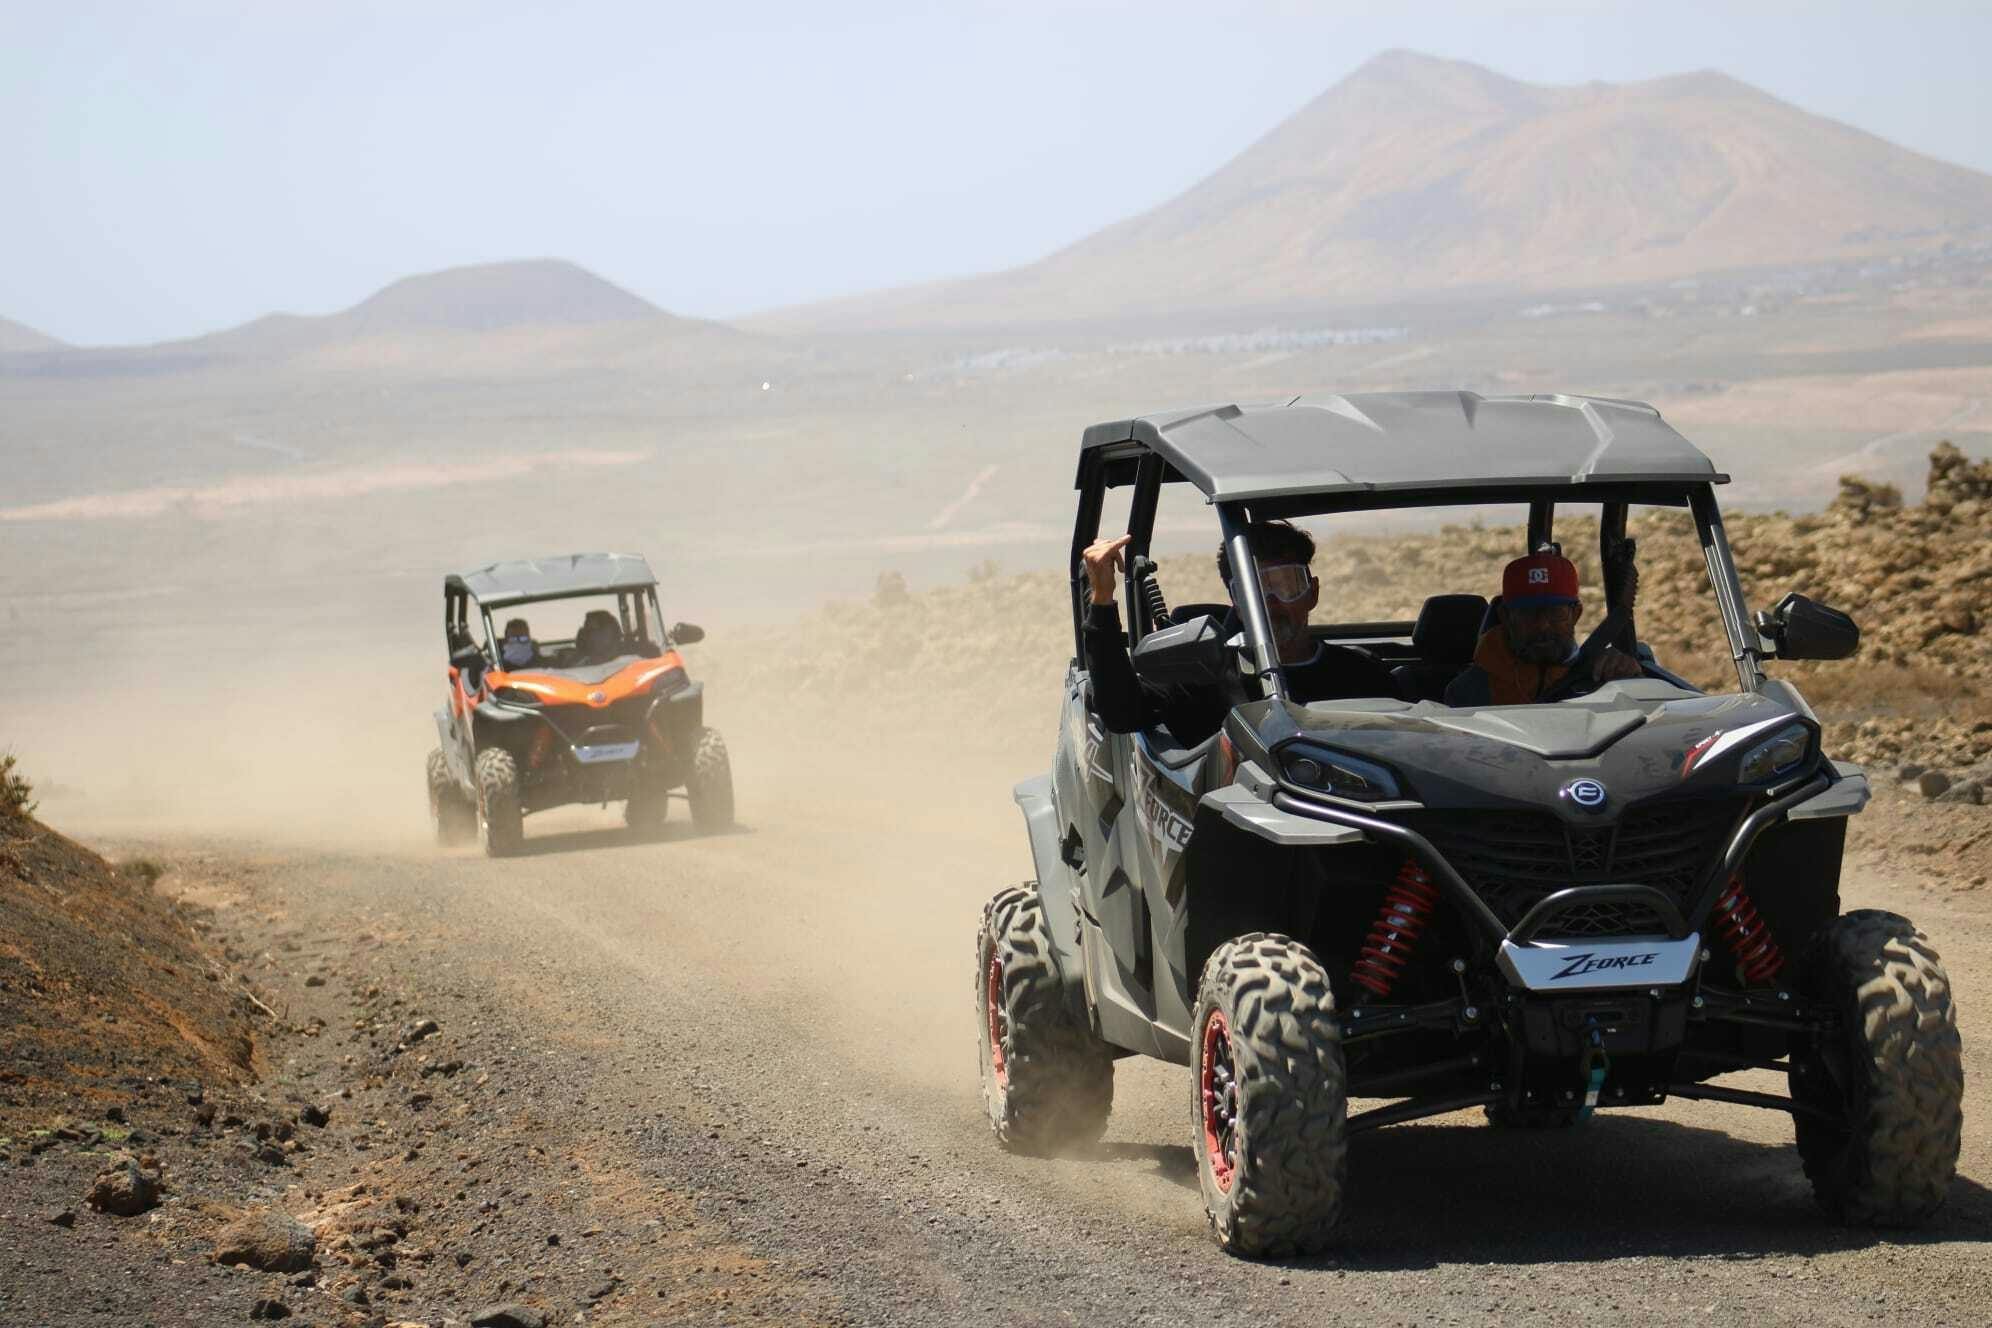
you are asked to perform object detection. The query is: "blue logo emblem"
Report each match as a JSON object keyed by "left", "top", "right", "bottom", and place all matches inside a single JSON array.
[{"left": 1564, "top": 778, "right": 1608, "bottom": 810}]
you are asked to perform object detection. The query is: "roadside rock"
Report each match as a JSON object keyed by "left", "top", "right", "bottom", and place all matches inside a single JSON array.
[
  {"left": 85, "top": 1155, "right": 161, "bottom": 1216},
  {"left": 1937, "top": 780, "right": 1985, "bottom": 806},
  {"left": 46, "top": 1209, "right": 76, "bottom": 1228},
  {"left": 399, "top": 1018, "right": 440, "bottom": 1049},
  {"left": 213, "top": 1209, "right": 318, "bottom": 1272},
  {"left": 1919, "top": 770, "right": 1953, "bottom": 799},
  {"left": 470, "top": 1306, "right": 547, "bottom": 1328},
  {"left": 248, "top": 1299, "right": 291, "bottom": 1321},
  {"left": 299, "top": 1102, "right": 331, "bottom": 1127}
]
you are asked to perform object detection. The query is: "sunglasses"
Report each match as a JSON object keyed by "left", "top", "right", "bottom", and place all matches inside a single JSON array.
[{"left": 1257, "top": 562, "right": 1313, "bottom": 604}]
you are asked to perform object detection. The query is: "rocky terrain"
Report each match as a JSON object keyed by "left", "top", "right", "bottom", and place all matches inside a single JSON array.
[
  {"left": 0, "top": 812, "right": 835, "bottom": 1327},
  {"left": 2, "top": 446, "right": 1988, "bottom": 1325}
]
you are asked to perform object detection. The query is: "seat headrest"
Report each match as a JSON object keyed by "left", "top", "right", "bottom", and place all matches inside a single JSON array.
[
  {"left": 1412, "top": 593, "right": 1490, "bottom": 665},
  {"left": 1169, "top": 602, "right": 1232, "bottom": 627}
]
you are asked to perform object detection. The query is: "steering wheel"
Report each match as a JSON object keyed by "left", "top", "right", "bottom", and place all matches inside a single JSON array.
[{"left": 1537, "top": 618, "right": 1632, "bottom": 703}]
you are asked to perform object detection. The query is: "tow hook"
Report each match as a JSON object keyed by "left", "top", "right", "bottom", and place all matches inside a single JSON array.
[{"left": 1576, "top": 1016, "right": 1610, "bottom": 1121}]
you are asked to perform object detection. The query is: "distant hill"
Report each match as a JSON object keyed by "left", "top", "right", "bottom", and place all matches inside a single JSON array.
[
  {"left": 192, "top": 258, "right": 689, "bottom": 356},
  {"left": 0, "top": 316, "right": 66, "bottom": 352},
  {"left": 765, "top": 50, "right": 1992, "bottom": 330}
]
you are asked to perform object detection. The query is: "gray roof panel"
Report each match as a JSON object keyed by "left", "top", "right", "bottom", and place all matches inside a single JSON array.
[
  {"left": 447, "top": 553, "right": 656, "bottom": 607},
  {"left": 1082, "top": 391, "right": 1725, "bottom": 501}
]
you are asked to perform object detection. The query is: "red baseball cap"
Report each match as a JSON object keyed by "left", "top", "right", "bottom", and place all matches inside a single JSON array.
[{"left": 1503, "top": 551, "right": 1580, "bottom": 607}]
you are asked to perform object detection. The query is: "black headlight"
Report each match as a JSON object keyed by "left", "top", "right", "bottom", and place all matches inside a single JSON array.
[
  {"left": 1737, "top": 723, "right": 1812, "bottom": 784},
  {"left": 1278, "top": 742, "right": 1403, "bottom": 802},
  {"left": 492, "top": 686, "right": 542, "bottom": 706}
]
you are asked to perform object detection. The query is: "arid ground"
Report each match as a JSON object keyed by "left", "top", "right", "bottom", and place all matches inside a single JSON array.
[{"left": 6, "top": 49, "right": 1992, "bottom": 1323}]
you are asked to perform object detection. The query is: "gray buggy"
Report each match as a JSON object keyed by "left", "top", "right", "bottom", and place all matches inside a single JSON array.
[
  {"left": 426, "top": 553, "right": 733, "bottom": 856},
  {"left": 974, "top": 392, "right": 1963, "bottom": 1256}
]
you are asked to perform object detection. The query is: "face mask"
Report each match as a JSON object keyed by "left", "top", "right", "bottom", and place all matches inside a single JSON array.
[
  {"left": 1257, "top": 562, "right": 1313, "bottom": 605},
  {"left": 501, "top": 638, "right": 534, "bottom": 667}
]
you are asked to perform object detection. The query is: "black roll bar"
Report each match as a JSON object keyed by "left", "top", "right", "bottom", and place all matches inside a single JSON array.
[{"left": 1218, "top": 502, "right": 1286, "bottom": 703}]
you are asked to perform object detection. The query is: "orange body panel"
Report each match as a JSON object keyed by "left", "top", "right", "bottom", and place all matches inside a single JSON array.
[{"left": 486, "top": 650, "right": 686, "bottom": 709}]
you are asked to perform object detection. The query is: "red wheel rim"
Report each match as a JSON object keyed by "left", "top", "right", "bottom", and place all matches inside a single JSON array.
[
  {"left": 1200, "top": 1009, "right": 1237, "bottom": 1192},
  {"left": 985, "top": 943, "right": 1009, "bottom": 1089}
]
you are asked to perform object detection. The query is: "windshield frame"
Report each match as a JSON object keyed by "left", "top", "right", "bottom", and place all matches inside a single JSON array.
[{"left": 1213, "top": 481, "right": 1768, "bottom": 701}]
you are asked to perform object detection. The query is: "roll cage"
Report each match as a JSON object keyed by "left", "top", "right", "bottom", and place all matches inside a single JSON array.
[
  {"left": 1070, "top": 445, "right": 1771, "bottom": 703},
  {"left": 445, "top": 583, "right": 669, "bottom": 667}
]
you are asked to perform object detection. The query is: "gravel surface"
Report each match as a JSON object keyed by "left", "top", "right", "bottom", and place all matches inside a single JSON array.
[{"left": 6, "top": 731, "right": 1990, "bottom": 1325}]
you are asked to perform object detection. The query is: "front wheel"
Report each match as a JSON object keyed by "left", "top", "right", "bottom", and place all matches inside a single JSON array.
[
  {"left": 975, "top": 884, "right": 1114, "bottom": 1155},
  {"left": 1790, "top": 910, "right": 1963, "bottom": 1224},
  {"left": 1192, "top": 933, "right": 1348, "bottom": 1257},
  {"left": 475, "top": 747, "right": 524, "bottom": 858},
  {"left": 686, "top": 727, "right": 734, "bottom": 832}
]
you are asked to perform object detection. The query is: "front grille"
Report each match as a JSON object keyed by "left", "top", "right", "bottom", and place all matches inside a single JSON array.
[
  {"left": 1530, "top": 898, "right": 1671, "bottom": 938},
  {"left": 1402, "top": 798, "right": 1746, "bottom": 936},
  {"left": 542, "top": 696, "right": 653, "bottom": 746}
]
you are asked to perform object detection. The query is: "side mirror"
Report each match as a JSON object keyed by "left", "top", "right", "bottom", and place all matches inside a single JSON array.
[
  {"left": 1757, "top": 593, "right": 1860, "bottom": 661},
  {"left": 670, "top": 622, "right": 706, "bottom": 645},
  {"left": 1131, "top": 614, "right": 1229, "bottom": 686}
]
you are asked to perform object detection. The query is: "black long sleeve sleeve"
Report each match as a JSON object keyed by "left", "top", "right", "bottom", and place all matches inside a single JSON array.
[{"left": 1081, "top": 601, "right": 1158, "bottom": 734}]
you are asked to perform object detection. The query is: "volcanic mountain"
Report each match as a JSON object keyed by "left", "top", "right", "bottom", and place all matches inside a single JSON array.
[
  {"left": 767, "top": 50, "right": 1992, "bottom": 330},
  {"left": 0, "top": 315, "right": 66, "bottom": 352},
  {"left": 194, "top": 258, "right": 687, "bottom": 355}
]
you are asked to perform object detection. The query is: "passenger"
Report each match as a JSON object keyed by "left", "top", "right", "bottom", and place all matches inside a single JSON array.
[
  {"left": 498, "top": 617, "right": 539, "bottom": 669},
  {"left": 1444, "top": 551, "right": 1642, "bottom": 706},
  {"left": 1082, "top": 521, "right": 1394, "bottom": 738}
]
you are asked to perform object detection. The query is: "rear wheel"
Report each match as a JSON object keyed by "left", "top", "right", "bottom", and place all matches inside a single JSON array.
[
  {"left": 475, "top": 748, "right": 524, "bottom": 858},
  {"left": 1192, "top": 933, "right": 1348, "bottom": 1257},
  {"left": 624, "top": 786, "right": 668, "bottom": 836},
  {"left": 1790, "top": 910, "right": 1963, "bottom": 1225},
  {"left": 426, "top": 749, "right": 475, "bottom": 846},
  {"left": 686, "top": 727, "right": 734, "bottom": 832},
  {"left": 975, "top": 884, "right": 1114, "bottom": 1155}
]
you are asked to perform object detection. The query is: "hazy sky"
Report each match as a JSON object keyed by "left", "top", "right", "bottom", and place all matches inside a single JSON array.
[{"left": 7, "top": 0, "right": 1992, "bottom": 346}]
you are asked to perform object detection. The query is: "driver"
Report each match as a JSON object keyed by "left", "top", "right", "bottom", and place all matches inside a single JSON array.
[
  {"left": 1082, "top": 521, "right": 1394, "bottom": 739},
  {"left": 1444, "top": 551, "right": 1642, "bottom": 706},
  {"left": 498, "top": 617, "right": 540, "bottom": 669},
  {"left": 574, "top": 609, "right": 626, "bottom": 665}
]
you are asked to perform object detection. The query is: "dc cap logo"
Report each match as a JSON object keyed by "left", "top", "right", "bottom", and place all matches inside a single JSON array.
[
  {"left": 1563, "top": 778, "right": 1607, "bottom": 809},
  {"left": 1529, "top": 567, "right": 1551, "bottom": 584}
]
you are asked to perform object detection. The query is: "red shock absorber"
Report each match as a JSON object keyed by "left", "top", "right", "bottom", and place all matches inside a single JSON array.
[
  {"left": 1351, "top": 860, "right": 1441, "bottom": 998},
  {"left": 1712, "top": 875, "right": 1785, "bottom": 985}
]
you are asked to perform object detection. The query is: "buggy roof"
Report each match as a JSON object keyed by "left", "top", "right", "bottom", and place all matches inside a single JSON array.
[
  {"left": 1079, "top": 391, "right": 1726, "bottom": 503},
  {"left": 446, "top": 553, "right": 656, "bottom": 608}
]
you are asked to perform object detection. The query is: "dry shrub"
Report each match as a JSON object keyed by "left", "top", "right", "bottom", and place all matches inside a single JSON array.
[{"left": 1, "top": 751, "right": 35, "bottom": 819}]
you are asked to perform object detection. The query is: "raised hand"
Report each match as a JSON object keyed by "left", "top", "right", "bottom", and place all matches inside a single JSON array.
[{"left": 1082, "top": 534, "right": 1133, "bottom": 606}]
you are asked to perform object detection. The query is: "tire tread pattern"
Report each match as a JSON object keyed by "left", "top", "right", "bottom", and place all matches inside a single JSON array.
[
  {"left": 1193, "top": 932, "right": 1348, "bottom": 1257},
  {"left": 1792, "top": 909, "right": 1963, "bottom": 1225},
  {"left": 687, "top": 728, "right": 735, "bottom": 831},
  {"left": 475, "top": 747, "right": 524, "bottom": 858},
  {"left": 975, "top": 885, "right": 1114, "bottom": 1156},
  {"left": 427, "top": 748, "right": 476, "bottom": 846}
]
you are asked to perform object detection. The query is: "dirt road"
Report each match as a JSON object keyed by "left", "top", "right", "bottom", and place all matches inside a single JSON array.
[{"left": 111, "top": 720, "right": 1987, "bottom": 1327}]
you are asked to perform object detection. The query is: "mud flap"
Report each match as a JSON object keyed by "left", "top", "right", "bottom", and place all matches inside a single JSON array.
[{"left": 1013, "top": 775, "right": 1087, "bottom": 1005}]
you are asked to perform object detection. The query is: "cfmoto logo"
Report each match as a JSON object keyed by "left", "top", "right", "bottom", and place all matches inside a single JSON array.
[{"left": 1564, "top": 778, "right": 1608, "bottom": 809}]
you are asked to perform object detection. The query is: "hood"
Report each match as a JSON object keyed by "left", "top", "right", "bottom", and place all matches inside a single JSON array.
[
  {"left": 1270, "top": 681, "right": 1815, "bottom": 817},
  {"left": 488, "top": 651, "right": 686, "bottom": 708}
]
